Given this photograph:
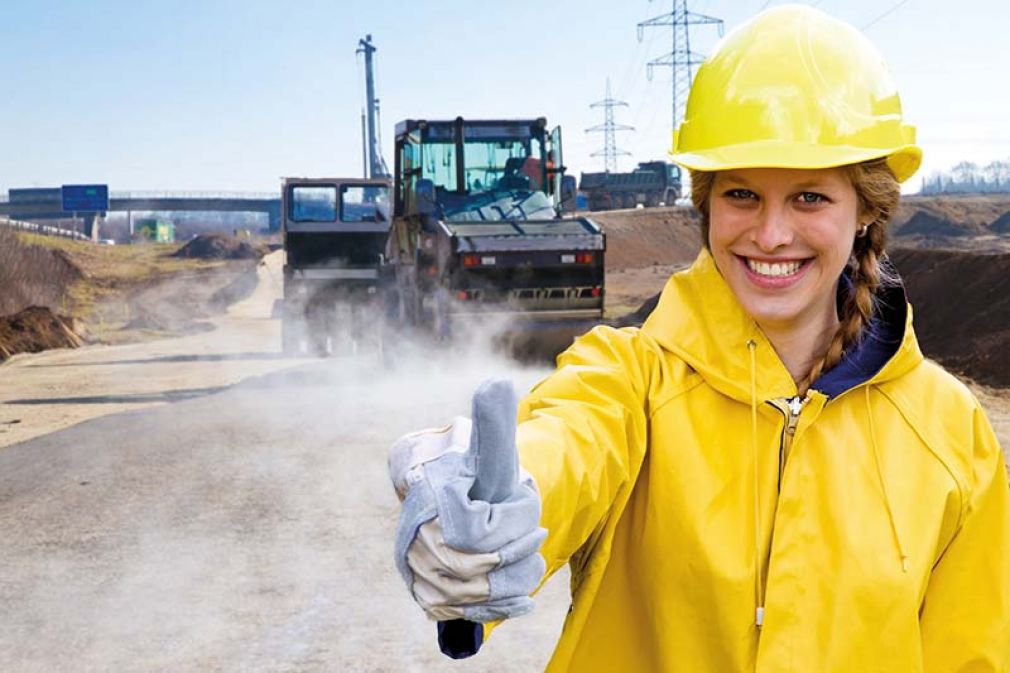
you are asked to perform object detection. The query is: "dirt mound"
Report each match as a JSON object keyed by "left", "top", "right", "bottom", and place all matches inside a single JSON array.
[
  {"left": 889, "top": 248, "right": 1010, "bottom": 387},
  {"left": 894, "top": 194, "right": 1010, "bottom": 234},
  {"left": 0, "top": 306, "right": 82, "bottom": 362},
  {"left": 173, "top": 234, "right": 267, "bottom": 260},
  {"left": 895, "top": 211, "right": 969, "bottom": 238},
  {"left": 590, "top": 206, "right": 701, "bottom": 270},
  {"left": 990, "top": 211, "right": 1010, "bottom": 234}
]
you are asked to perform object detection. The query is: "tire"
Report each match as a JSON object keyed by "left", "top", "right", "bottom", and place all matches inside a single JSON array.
[
  {"left": 432, "top": 289, "right": 452, "bottom": 342},
  {"left": 281, "top": 315, "right": 302, "bottom": 356}
]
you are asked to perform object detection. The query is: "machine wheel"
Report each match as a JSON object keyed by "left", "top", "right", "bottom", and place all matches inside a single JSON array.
[
  {"left": 281, "top": 315, "right": 302, "bottom": 356},
  {"left": 432, "top": 289, "right": 452, "bottom": 342},
  {"left": 281, "top": 300, "right": 310, "bottom": 356}
]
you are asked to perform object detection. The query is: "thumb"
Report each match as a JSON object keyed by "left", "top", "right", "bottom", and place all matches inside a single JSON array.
[{"left": 468, "top": 378, "right": 519, "bottom": 504}]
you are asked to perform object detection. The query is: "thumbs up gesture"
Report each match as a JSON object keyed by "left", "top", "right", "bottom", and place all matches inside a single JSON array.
[{"left": 389, "top": 378, "right": 547, "bottom": 625}]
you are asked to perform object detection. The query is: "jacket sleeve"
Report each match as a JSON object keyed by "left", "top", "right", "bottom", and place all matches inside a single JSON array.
[
  {"left": 515, "top": 325, "right": 654, "bottom": 581},
  {"left": 920, "top": 403, "right": 1010, "bottom": 672}
]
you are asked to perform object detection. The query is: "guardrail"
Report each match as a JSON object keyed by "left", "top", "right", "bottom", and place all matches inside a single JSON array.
[
  {"left": 0, "top": 217, "right": 91, "bottom": 242},
  {"left": 0, "top": 190, "right": 277, "bottom": 203},
  {"left": 110, "top": 190, "right": 277, "bottom": 199}
]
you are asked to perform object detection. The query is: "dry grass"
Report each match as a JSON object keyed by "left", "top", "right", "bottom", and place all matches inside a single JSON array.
[{"left": 10, "top": 232, "right": 229, "bottom": 322}]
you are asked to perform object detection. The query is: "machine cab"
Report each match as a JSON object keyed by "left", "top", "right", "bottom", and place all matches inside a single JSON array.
[
  {"left": 392, "top": 117, "right": 567, "bottom": 224},
  {"left": 282, "top": 177, "right": 392, "bottom": 268}
]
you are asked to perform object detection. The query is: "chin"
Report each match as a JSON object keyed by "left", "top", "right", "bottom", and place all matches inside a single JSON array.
[{"left": 737, "top": 297, "right": 804, "bottom": 328}]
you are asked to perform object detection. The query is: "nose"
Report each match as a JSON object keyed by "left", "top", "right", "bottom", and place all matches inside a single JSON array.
[{"left": 751, "top": 203, "right": 794, "bottom": 252}]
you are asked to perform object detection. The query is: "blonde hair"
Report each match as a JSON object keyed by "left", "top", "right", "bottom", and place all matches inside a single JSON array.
[{"left": 689, "top": 159, "right": 901, "bottom": 392}]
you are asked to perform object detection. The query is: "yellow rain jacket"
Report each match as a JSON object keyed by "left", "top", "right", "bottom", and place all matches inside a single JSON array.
[{"left": 514, "top": 250, "right": 1010, "bottom": 672}]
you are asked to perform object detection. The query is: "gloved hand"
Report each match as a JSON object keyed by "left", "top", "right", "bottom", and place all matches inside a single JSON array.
[{"left": 389, "top": 378, "right": 547, "bottom": 625}]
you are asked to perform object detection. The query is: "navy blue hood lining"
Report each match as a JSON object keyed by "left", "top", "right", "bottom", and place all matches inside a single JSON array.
[{"left": 812, "top": 257, "right": 908, "bottom": 399}]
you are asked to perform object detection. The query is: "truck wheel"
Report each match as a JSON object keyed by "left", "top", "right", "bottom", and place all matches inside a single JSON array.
[
  {"left": 433, "top": 290, "right": 451, "bottom": 342},
  {"left": 281, "top": 302, "right": 310, "bottom": 356},
  {"left": 305, "top": 294, "right": 335, "bottom": 358},
  {"left": 281, "top": 316, "right": 301, "bottom": 356}
]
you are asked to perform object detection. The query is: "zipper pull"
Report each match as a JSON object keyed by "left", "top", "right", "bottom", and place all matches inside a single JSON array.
[{"left": 785, "top": 395, "right": 806, "bottom": 435}]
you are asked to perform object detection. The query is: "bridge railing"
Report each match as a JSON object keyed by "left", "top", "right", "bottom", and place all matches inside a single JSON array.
[
  {"left": 110, "top": 191, "right": 278, "bottom": 200},
  {"left": 0, "top": 217, "right": 91, "bottom": 242},
  {"left": 0, "top": 190, "right": 278, "bottom": 204}
]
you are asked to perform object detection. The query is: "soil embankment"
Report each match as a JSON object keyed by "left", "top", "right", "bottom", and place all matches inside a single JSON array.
[
  {"left": 889, "top": 248, "right": 1010, "bottom": 387},
  {"left": 590, "top": 206, "right": 702, "bottom": 316},
  {"left": 0, "top": 227, "right": 84, "bottom": 316},
  {"left": 591, "top": 205, "right": 701, "bottom": 270},
  {"left": 0, "top": 231, "right": 265, "bottom": 357}
]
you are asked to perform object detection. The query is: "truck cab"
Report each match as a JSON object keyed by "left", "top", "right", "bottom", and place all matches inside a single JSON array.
[{"left": 281, "top": 177, "right": 392, "bottom": 355}]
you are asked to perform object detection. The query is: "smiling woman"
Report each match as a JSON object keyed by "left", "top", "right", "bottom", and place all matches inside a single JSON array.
[
  {"left": 690, "top": 160, "right": 901, "bottom": 391},
  {"left": 388, "top": 5, "right": 1010, "bottom": 672}
]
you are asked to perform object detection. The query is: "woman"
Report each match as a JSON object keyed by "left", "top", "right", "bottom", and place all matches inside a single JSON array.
[{"left": 390, "top": 6, "right": 1010, "bottom": 671}]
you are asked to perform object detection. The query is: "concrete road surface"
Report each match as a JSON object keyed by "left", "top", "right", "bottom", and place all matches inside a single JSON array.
[
  {"left": 0, "top": 350, "right": 570, "bottom": 672},
  {"left": 0, "top": 250, "right": 570, "bottom": 671}
]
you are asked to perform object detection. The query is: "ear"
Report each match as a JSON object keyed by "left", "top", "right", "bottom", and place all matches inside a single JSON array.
[{"left": 857, "top": 208, "right": 878, "bottom": 230}]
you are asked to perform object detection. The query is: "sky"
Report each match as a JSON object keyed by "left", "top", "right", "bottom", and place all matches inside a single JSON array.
[{"left": 1, "top": 0, "right": 1007, "bottom": 196}]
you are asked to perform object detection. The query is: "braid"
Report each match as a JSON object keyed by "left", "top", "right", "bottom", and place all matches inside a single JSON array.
[{"left": 800, "top": 223, "right": 886, "bottom": 392}]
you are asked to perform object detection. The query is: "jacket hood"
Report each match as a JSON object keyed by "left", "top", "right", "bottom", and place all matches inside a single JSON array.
[{"left": 641, "top": 249, "right": 923, "bottom": 403}]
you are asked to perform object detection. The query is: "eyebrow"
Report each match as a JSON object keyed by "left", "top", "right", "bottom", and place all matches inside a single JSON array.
[{"left": 718, "top": 174, "right": 838, "bottom": 191}]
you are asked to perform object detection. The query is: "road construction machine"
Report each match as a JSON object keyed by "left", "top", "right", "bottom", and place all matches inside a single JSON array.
[
  {"left": 387, "top": 117, "right": 605, "bottom": 355},
  {"left": 280, "top": 177, "right": 392, "bottom": 355},
  {"left": 579, "top": 160, "right": 682, "bottom": 211}
]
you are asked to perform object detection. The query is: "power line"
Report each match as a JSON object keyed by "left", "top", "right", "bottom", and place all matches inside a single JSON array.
[{"left": 862, "top": 0, "right": 911, "bottom": 30}]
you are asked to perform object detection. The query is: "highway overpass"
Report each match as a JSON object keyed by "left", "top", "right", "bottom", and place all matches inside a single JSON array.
[{"left": 0, "top": 191, "right": 283, "bottom": 235}]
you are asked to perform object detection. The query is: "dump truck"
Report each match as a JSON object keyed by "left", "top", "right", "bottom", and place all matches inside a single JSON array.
[
  {"left": 579, "top": 160, "right": 682, "bottom": 211},
  {"left": 387, "top": 117, "right": 604, "bottom": 355},
  {"left": 280, "top": 177, "right": 392, "bottom": 356}
]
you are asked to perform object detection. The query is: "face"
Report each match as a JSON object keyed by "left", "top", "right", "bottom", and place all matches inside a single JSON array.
[{"left": 707, "top": 167, "right": 871, "bottom": 333}]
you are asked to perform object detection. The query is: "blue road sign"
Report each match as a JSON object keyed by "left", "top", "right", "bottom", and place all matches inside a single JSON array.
[{"left": 61, "top": 184, "right": 109, "bottom": 212}]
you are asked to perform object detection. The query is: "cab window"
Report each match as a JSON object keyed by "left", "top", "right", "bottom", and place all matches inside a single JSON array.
[{"left": 290, "top": 186, "right": 337, "bottom": 222}]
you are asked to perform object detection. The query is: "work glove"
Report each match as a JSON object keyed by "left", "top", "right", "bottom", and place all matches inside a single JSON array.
[{"left": 389, "top": 378, "right": 547, "bottom": 626}]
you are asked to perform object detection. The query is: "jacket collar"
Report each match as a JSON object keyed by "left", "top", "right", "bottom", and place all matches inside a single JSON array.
[{"left": 641, "top": 249, "right": 923, "bottom": 403}]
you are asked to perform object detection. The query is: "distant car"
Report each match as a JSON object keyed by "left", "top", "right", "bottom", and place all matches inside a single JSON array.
[{"left": 98, "top": 238, "right": 116, "bottom": 246}]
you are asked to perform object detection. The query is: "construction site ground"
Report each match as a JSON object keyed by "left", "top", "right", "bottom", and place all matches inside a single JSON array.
[{"left": 1, "top": 201, "right": 1008, "bottom": 671}]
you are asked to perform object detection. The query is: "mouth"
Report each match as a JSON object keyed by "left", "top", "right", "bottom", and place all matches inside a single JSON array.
[{"left": 736, "top": 254, "right": 812, "bottom": 287}]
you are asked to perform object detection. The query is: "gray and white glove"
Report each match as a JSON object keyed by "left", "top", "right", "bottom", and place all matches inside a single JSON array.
[{"left": 389, "top": 378, "right": 547, "bottom": 624}]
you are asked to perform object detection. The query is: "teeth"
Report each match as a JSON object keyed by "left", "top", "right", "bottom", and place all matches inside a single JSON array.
[{"left": 746, "top": 259, "right": 802, "bottom": 277}]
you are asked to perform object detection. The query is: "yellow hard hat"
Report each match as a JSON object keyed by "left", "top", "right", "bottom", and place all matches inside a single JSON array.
[{"left": 670, "top": 5, "right": 922, "bottom": 183}]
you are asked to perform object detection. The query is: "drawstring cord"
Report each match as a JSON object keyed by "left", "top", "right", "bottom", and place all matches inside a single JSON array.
[
  {"left": 747, "top": 339, "right": 764, "bottom": 627},
  {"left": 865, "top": 385, "right": 909, "bottom": 573}
]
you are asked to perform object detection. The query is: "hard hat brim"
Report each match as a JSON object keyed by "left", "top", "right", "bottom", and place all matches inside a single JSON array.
[{"left": 670, "top": 141, "right": 922, "bottom": 184}]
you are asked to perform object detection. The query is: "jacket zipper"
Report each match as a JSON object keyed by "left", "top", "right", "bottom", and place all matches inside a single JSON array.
[
  {"left": 756, "top": 393, "right": 808, "bottom": 628},
  {"left": 768, "top": 393, "right": 808, "bottom": 488}
]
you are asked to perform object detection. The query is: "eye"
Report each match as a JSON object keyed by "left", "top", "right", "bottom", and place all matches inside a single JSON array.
[
  {"left": 723, "top": 188, "right": 758, "bottom": 201},
  {"left": 796, "top": 191, "right": 829, "bottom": 204}
]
